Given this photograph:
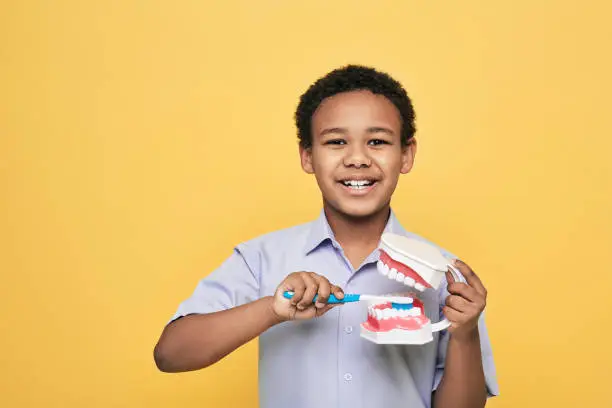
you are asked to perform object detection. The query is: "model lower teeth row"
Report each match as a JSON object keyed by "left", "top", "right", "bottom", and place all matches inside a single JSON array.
[
  {"left": 376, "top": 260, "right": 426, "bottom": 292},
  {"left": 368, "top": 307, "right": 421, "bottom": 319}
]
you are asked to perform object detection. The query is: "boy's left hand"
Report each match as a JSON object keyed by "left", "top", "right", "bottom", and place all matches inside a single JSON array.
[{"left": 443, "top": 259, "right": 487, "bottom": 342}]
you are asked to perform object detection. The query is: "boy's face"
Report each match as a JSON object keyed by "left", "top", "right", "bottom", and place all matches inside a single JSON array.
[{"left": 300, "top": 90, "right": 416, "bottom": 219}]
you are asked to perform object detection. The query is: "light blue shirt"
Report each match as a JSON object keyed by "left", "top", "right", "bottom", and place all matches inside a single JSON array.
[{"left": 170, "top": 209, "right": 499, "bottom": 408}]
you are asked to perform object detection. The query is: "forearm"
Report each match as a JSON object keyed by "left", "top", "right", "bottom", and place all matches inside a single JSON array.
[
  {"left": 154, "top": 296, "right": 282, "bottom": 372},
  {"left": 433, "top": 331, "right": 487, "bottom": 408}
]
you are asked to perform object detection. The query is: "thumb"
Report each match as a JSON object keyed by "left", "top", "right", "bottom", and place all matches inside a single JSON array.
[
  {"left": 331, "top": 284, "right": 345, "bottom": 299},
  {"left": 445, "top": 270, "right": 455, "bottom": 284},
  {"left": 316, "top": 303, "right": 340, "bottom": 316}
]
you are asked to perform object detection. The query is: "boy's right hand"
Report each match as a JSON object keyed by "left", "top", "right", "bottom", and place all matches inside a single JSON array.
[{"left": 272, "top": 272, "right": 344, "bottom": 321}]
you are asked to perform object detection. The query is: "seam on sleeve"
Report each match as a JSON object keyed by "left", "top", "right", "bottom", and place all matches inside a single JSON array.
[{"left": 234, "top": 241, "right": 262, "bottom": 298}]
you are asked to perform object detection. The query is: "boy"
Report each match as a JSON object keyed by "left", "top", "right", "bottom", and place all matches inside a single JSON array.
[{"left": 154, "top": 65, "right": 499, "bottom": 408}]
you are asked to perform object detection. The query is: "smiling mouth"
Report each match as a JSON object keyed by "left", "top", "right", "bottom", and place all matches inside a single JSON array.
[{"left": 338, "top": 179, "right": 378, "bottom": 190}]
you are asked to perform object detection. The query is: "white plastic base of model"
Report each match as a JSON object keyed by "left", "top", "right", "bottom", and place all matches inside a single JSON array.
[{"left": 360, "top": 318, "right": 450, "bottom": 345}]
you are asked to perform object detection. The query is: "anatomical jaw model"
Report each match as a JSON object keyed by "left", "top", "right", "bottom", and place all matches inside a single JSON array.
[{"left": 360, "top": 233, "right": 461, "bottom": 345}]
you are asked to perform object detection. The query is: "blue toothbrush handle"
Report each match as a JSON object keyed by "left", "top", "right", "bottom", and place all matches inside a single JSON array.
[{"left": 283, "top": 291, "right": 360, "bottom": 304}]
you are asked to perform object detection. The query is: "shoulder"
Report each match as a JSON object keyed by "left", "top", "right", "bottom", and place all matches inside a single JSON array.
[
  {"left": 233, "top": 219, "right": 314, "bottom": 254},
  {"left": 227, "top": 220, "right": 313, "bottom": 275}
]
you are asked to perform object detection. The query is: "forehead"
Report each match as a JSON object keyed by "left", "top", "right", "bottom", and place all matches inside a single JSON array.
[{"left": 311, "top": 90, "right": 402, "bottom": 133}]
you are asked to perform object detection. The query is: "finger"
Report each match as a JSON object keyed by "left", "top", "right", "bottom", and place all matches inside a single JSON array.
[
  {"left": 330, "top": 284, "right": 344, "bottom": 299},
  {"left": 447, "top": 282, "right": 481, "bottom": 303},
  {"left": 284, "top": 276, "right": 307, "bottom": 307},
  {"left": 313, "top": 275, "right": 332, "bottom": 308},
  {"left": 445, "top": 295, "right": 471, "bottom": 313},
  {"left": 297, "top": 273, "right": 319, "bottom": 309},
  {"left": 442, "top": 306, "right": 464, "bottom": 323},
  {"left": 453, "top": 259, "right": 487, "bottom": 297},
  {"left": 445, "top": 270, "right": 456, "bottom": 284}
]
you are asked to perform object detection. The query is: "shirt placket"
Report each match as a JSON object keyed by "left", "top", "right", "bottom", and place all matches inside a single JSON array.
[{"left": 334, "top": 244, "right": 367, "bottom": 408}]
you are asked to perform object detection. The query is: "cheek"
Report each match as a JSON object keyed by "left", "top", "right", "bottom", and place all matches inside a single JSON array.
[
  {"left": 312, "top": 150, "right": 343, "bottom": 174},
  {"left": 377, "top": 157, "right": 389, "bottom": 167},
  {"left": 373, "top": 153, "right": 400, "bottom": 171}
]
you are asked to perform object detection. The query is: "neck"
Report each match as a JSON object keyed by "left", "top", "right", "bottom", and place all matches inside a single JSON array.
[{"left": 323, "top": 202, "right": 391, "bottom": 249}]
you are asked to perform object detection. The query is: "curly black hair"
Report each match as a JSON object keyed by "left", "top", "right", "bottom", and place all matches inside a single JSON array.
[{"left": 294, "top": 64, "right": 416, "bottom": 149}]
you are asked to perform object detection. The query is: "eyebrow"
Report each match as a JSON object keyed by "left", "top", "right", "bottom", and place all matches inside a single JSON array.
[{"left": 319, "top": 126, "right": 395, "bottom": 137}]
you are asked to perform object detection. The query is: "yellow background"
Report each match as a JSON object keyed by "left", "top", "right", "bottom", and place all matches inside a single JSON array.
[{"left": 1, "top": 1, "right": 611, "bottom": 407}]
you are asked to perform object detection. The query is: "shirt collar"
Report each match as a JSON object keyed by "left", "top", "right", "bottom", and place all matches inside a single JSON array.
[{"left": 304, "top": 208, "right": 406, "bottom": 254}]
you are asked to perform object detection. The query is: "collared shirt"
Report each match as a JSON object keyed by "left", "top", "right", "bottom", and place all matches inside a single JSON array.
[{"left": 170, "top": 209, "right": 499, "bottom": 408}]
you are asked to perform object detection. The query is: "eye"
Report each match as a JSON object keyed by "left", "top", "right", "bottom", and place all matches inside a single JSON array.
[
  {"left": 368, "top": 139, "right": 390, "bottom": 146},
  {"left": 325, "top": 139, "right": 346, "bottom": 145}
]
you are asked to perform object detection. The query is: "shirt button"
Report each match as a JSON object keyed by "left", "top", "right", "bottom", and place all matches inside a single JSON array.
[
  {"left": 345, "top": 326, "right": 353, "bottom": 334},
  {"left": 344, "top": 373, "right": 352, "bottom": 381}
]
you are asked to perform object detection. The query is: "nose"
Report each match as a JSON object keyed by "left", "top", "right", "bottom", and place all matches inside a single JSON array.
[{"left": 343, "top": 144, "right": 371, "bottom": 168}]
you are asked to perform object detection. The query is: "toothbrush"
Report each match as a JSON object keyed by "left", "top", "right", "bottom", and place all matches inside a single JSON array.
[{"left": 282, "top": 291, "right": 414, "bottom": 306}]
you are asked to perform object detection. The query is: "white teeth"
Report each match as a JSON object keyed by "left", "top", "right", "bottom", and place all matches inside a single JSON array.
[
  {"left": 344, "top": 180, "right": 372, "bottom": 186},
  {"left": 377, "top": 260, "right": 389, "bottom": 276},
  {"left": 343, "top": 180, "right": 374, "bottom": 189},
  {"left": 370, "top": 307, "right": 421, "bottom": 319},
  {"left": 378, "top": 260, "right": 427, "bottom": 291}
]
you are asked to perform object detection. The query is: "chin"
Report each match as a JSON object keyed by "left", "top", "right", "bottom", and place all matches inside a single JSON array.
[{"left": 327, "top": 199, "right": 389, "bottom": 220}]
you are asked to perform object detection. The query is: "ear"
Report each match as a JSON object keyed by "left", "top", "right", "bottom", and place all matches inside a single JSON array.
[
  {"left": 299, "top": 144, "right": 314, "bottom": 174},
  {"left": 400, "top": 138, "right": 417, "bottom": 174}
]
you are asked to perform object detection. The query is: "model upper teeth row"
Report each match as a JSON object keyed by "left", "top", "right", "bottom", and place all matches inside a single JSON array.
[
  {"left": 368, "top": 307, "right": 421, "bottom": 319},
  {"left": 377, "top": 260, "right": 426, "bottom": 292},
  {"left": 343, "top": 180, "right": 372, "bottom": 186}
]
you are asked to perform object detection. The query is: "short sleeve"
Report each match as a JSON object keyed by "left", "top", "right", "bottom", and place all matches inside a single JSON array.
[
  {"left": 168, "top": 242, "right": 261, "bottom": 323},
  {"left": 432, "top": 268, "right": 500, "bottom": 398}
]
